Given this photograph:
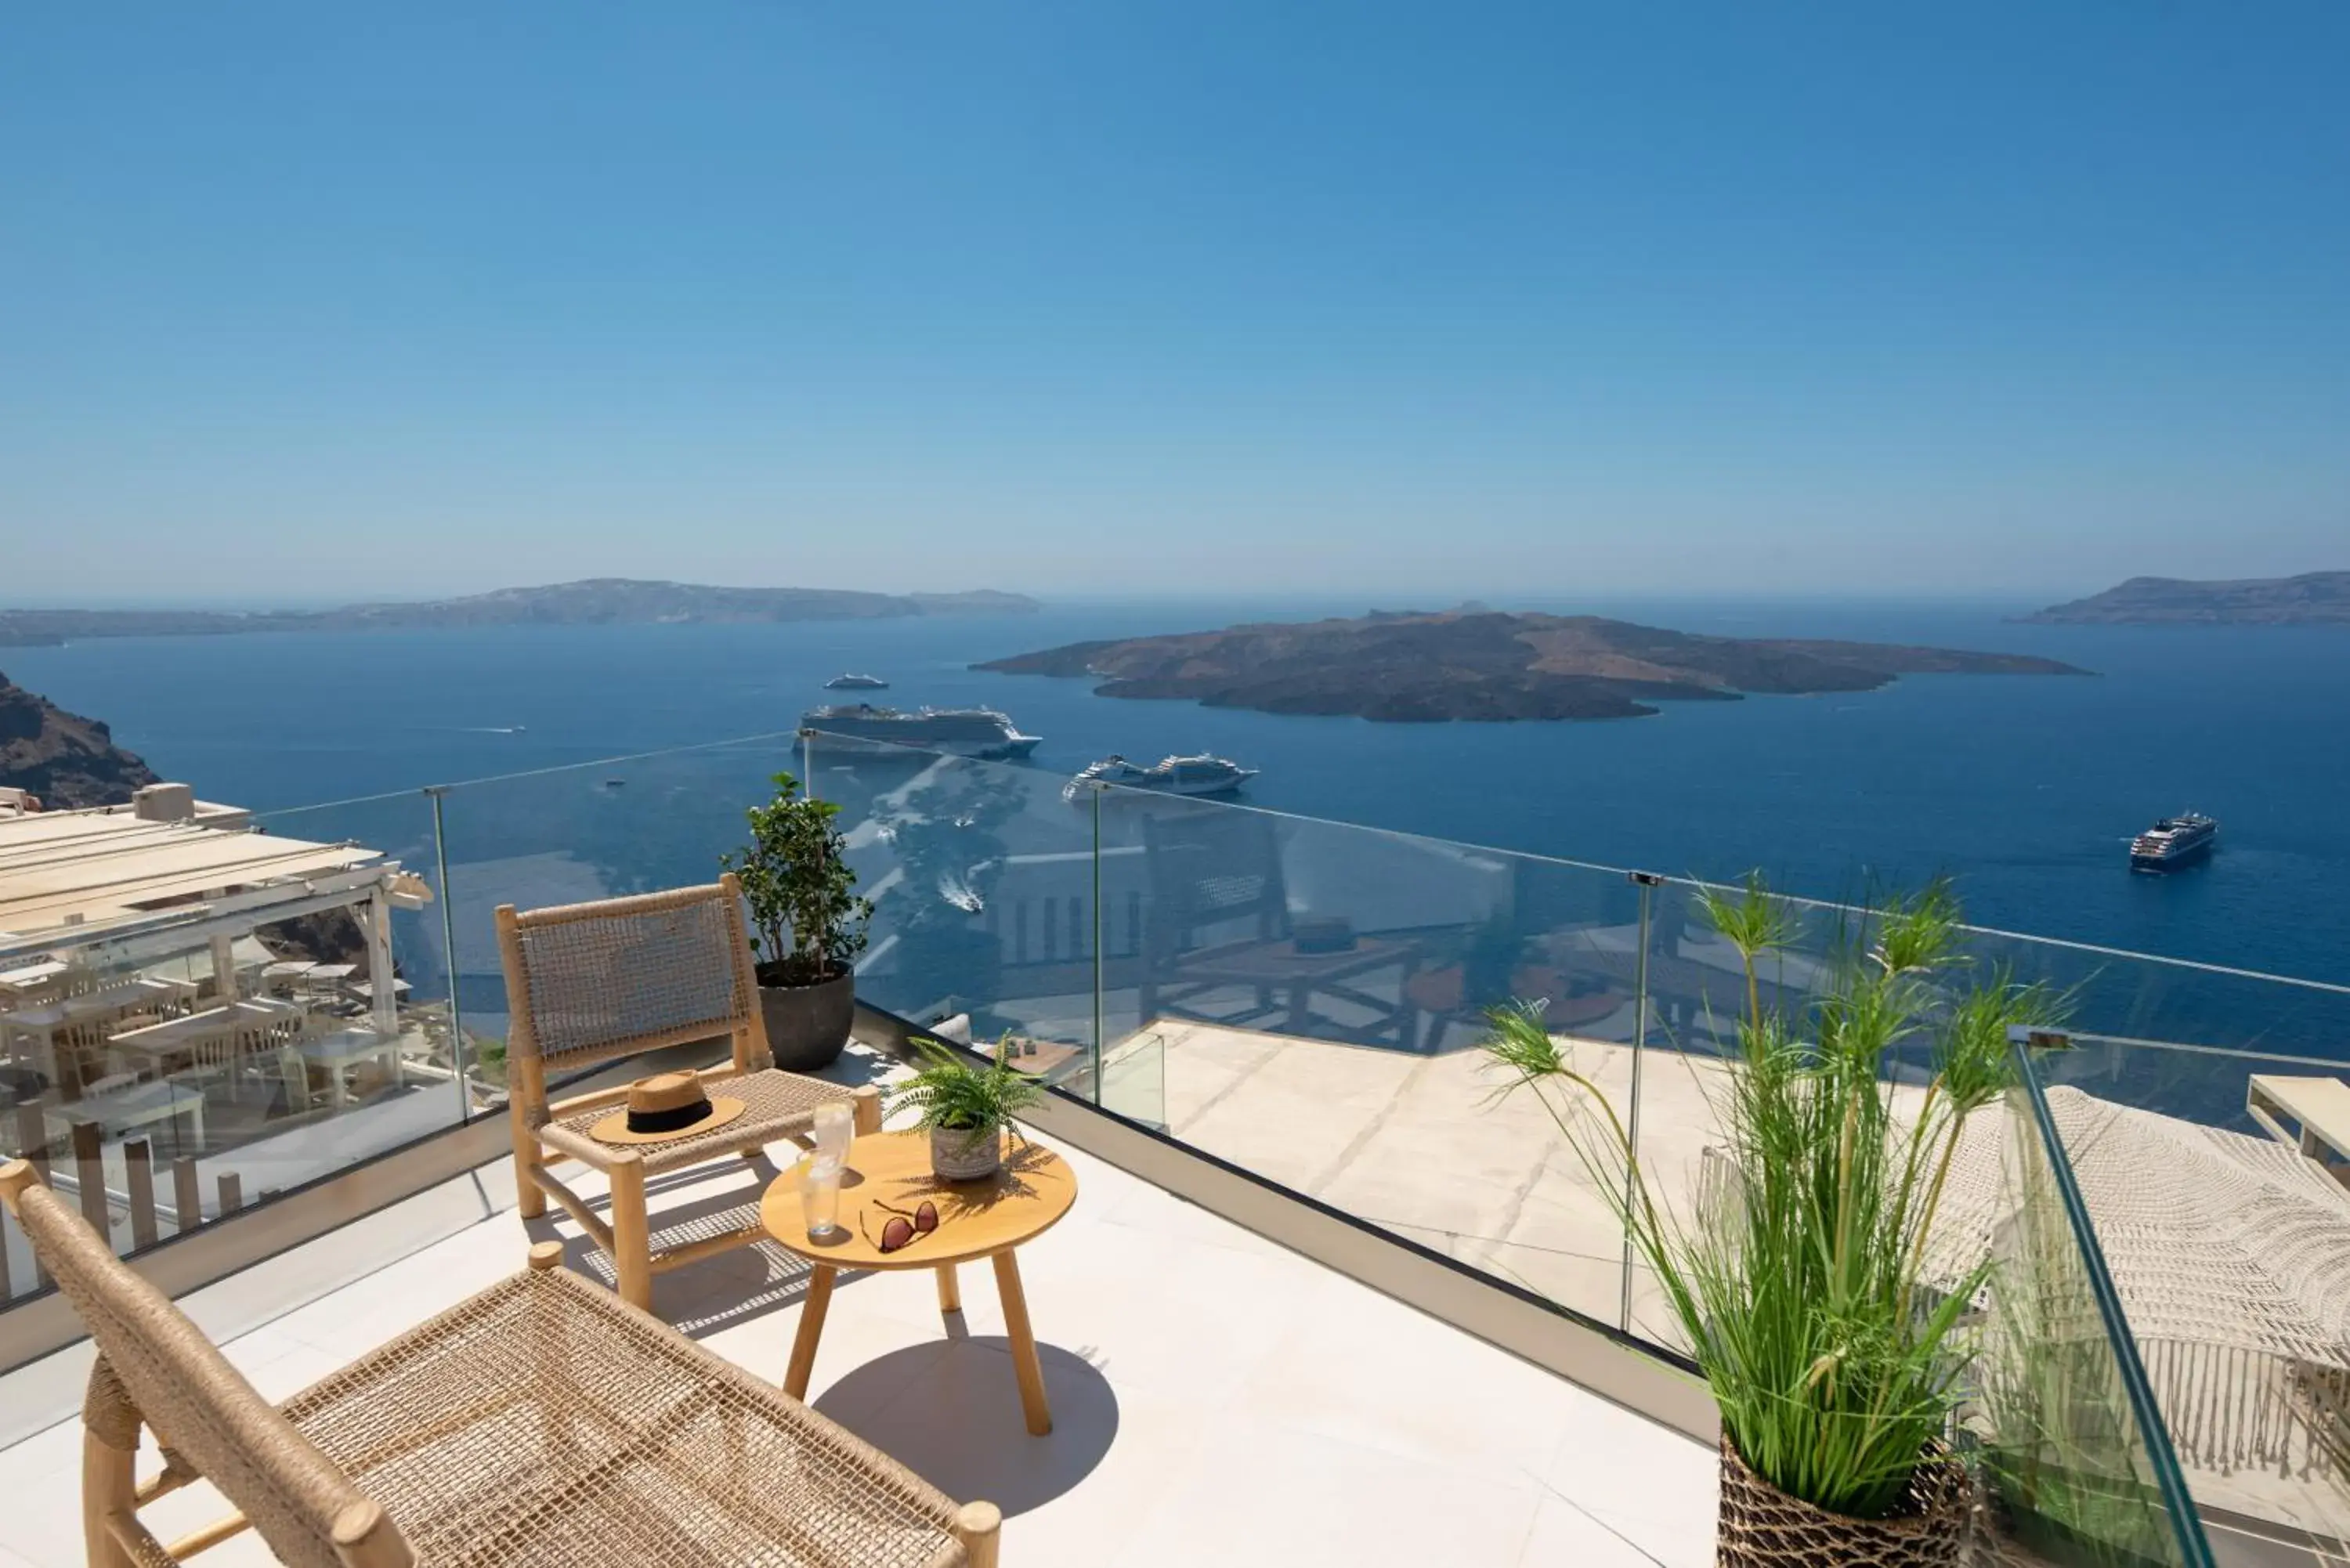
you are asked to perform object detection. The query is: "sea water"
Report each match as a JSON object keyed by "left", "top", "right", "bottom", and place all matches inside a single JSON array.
[{"left": 5, "top": 596, "right": 2345, "bottom": 986}]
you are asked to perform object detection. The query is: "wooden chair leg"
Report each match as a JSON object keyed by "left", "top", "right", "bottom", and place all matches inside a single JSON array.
[
  {"left": 83, "top": 1426, "right": 137, "bottom": 1568},
  {"left": 851, "top": 1085, "right": 882, "bottom": 1135},
  {"left": 608, "top": 1154, "right": 652, "bottom": 1310},
  {"left": 509, "top": 1108, "right": 546, "bottom": 1222},
  {"left": 954, "top": 1501, "right": 1002, "bottom": 1568},
  {"left": 329, "top": 1499, "right": 414, "bottom": 1568}
]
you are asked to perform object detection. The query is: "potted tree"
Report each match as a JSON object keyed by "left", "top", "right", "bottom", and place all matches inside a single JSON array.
[
  {"left": 1483, "top": 875, "right": 2062, "bottom": 1568},
  {"left": 891, "top": 1035, "right": 1047, "bottom": 1181},
  {"left": 721, "top": 771, "right": 871, "bottom": 1072}
]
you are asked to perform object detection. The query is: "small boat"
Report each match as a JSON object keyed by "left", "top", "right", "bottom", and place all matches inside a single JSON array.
[
  {"left": 823, "top": 673, "right": 890, "bottom": 690},
  {"left": 1064, "top": 753, "right": 1259, "bottom": 802},
  {"left": 2130, "top": 812, "right": 2217, "bottom": 872}
]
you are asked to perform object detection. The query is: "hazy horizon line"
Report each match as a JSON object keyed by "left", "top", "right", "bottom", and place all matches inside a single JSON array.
[{"left": 0, "top": 580, "right": 2181, "bottom": 616}]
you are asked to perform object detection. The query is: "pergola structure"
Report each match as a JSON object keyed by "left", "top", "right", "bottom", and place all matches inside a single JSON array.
[{"left": 0, "top": 787, "right": 428, "bottom": 1032}]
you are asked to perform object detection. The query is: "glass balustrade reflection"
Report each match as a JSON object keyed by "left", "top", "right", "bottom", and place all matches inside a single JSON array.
[
  {"left": 1979, "top": 1046, "right": 2218, "bottom": 1568},
  {"left": 1091, "top": 786, "right": 1645, "bottom": 1332},
  {"left": 808, "top": 736, "right": 1097, "bottom": 1088},
  {"left": 1, "top": 717, "right": 2329, "bottom": 1568},
  {"left": 0, "top": 789, "right": 453, "bottom": 1301},
  {"left": 429, "top": 734, "right": 804, "bottom": 1101}
]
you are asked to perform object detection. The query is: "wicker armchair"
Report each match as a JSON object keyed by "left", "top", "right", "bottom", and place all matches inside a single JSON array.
[
  {"left": 0, "top": 1159, "right": 1000, "bottom": 1568},
  {"left": 496, "top": 876, "right": 880, "bottom": 1309}
]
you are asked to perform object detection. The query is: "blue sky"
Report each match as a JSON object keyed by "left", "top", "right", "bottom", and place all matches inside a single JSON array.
[{"left": 4, "top": 3, "right": 2345, "bottom": 603}]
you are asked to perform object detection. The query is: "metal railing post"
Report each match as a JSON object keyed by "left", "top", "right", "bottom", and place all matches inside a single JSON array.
[
  {"left": 1622, "top": 869, "right": 1664, "bottom": 1331},
  {"left": 1090, "top": 783, "right": 1106, "bottom": 1104},
  {"left": 426, "top": 786, "right": 468, "bottom": 1122}
]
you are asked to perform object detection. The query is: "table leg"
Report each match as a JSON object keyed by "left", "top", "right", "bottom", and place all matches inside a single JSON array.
[
  {"left": 991, "top": 1249, "right": 1053, "bottom": 1436},
  {"left": 783, "top": 1263, "right": 837, "bottom": 1400},
  {"left": 936, "top": 1262, "right": 962, "bottom": 1314}
]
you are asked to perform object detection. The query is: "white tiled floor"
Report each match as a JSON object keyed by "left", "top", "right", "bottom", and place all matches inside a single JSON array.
[{"left": 0, "top": 1075, "right": 1714, "bottom": 1568}]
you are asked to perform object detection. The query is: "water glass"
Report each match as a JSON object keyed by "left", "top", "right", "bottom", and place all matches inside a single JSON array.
[
  {"left": 812, "top": 1100, "right": 855, "bottom": 1165},
  {"left": 799, "top": 1154, "right": 844, "bottom": 1240}
]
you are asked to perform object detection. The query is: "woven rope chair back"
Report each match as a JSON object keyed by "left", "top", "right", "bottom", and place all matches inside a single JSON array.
[
  {"left": 1143, "top": 807, "right": 1289, "bottom": 945},
  {"left": 5, "top": 1175, "right": 392, "bottom": 1568},
  {"left": 499, "top": 880, "right": 757, "bottom": 1082}
]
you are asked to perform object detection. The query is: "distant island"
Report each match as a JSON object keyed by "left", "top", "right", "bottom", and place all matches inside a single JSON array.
[
  {"left": 976, "top": 609, "right": 2088, "bottom": 723},
  {"left": 0, "top": 579, "right": 1039, "bottom": 647},
  {"left": 2024, "top": 572, "right": 2350, "bottom": 626},
  {"left": 0, "top": 670, "right": 159, "bottom": 808}
]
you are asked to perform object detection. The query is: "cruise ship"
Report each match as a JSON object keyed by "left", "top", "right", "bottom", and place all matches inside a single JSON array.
[
  {"left": 1064, "top": 753, "right": 1259, "bottom": 802},
  {"left": 822, "top": 673, "right": 889, "bottom": 690},
  {"left": 799, "top": 703, "right": 1040, "bottom": 758},
  {"left": 2130, "top": 812, "right": 2218, "bottom": 871}
]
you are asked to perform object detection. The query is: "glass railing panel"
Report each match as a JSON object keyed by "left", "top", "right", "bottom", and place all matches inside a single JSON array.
[
  {"left": 2014, "top": 1030, "right": 2350, "bottom": 1556},
  {"left": 1940, "top": 925, "right": 2350, "bottom": 1552},
  {"left": 1976, "top": 1042, "right": 2218, "bottom": 1568},
  {"left": 1095, "top": 787, "right": 1642, "bottom": 1334},
  {"left": 805, "top": 737, "right": 1097, "bottom": 1085},
  {"left": 0, "top": 789, "right": 454, "bottom": 1303},
  {"left": 1624, "top": 877, "right": 1859, "bottom": 1353},
  {"left": 1094, "top": 1025, "right": 1167, "bottom": 1130},
  {"left": 429, "top": 734, "right": 805, "bottom": 1101}
]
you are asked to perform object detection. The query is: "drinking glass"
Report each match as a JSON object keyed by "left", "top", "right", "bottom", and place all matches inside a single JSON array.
[
  {"left": 812, "top": 1100, "right": 855, "bottom": 1166},
  {"left": 799, "top": 1154, "right": 844, "bottom": 1240}
]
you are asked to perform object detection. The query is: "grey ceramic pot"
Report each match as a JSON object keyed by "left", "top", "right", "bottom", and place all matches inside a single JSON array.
[{"left": 757, "top": 966, "right": 854, "bottom": 1073}]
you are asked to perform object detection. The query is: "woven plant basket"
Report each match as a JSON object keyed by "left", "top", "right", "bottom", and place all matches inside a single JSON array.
[
  {"left": 931, "top": 1124, "right": 1003, "bottom": 1182},
  {"left": 1718, "top": 1437, "right": 1972, "bottom": 1568}
]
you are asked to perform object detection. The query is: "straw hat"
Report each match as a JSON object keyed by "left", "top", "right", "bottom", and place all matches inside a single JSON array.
[{"left": 590, "top": 1072, "right": 747, "bottom": 1146}]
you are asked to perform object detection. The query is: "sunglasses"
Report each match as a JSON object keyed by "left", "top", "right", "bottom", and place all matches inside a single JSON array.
[{"left": 865, "top": 1198, "right": 939, "bottom": 1255}]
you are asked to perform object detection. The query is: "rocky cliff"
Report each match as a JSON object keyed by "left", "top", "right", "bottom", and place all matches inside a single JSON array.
[
  {"left": 978, "top": 610, "right": 2088, "bottom": 723},
  {"left": 0, "top": 672, "right": 160, "bottom": 807}
]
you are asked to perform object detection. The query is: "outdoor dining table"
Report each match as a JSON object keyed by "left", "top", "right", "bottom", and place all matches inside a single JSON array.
[
  {"left": 287, "top": 1026, "right": 405, "bottom": 1107},
  {"left": 1, "top": 977, "right": 197, "bottom": 1089},
  {"left": 259, "top": 959, "right": 320, "bottom": 996},
  {"left": 44, "top": 1077, "right": 207, "bottom": 1157},
  {"left": 0, "top": 959, "right": 70, "bottom": 1002},
  {"left": 108, "top": 997, "right": 304, "bottom": 1096}
]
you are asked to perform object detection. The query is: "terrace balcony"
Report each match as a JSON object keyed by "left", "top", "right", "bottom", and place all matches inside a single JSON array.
[{"left": 4, "top": 730, "right": 2347, "bottom": 1567}]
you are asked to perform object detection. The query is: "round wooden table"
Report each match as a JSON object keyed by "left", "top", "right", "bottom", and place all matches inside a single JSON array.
[{"left": 759, "top": 1129, "right": 1077, "bottom": 1435}]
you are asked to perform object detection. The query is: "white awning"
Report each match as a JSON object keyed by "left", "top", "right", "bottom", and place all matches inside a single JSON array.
[{"left": 0, "top": 810, "right": 387, "bottom": 939}]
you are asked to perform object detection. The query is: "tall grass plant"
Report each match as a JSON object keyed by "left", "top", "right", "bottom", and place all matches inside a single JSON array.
[{"left": 1485, "top": 874, "right": 2062, "bottom": 1519}]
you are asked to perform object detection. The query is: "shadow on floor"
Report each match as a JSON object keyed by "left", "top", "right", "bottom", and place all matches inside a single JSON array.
[
  {"left": 815, "top": 1338, "right": 1119, "bottom": 1516},
  {"left": 521, "top": 1152, "right": 896, "bottom": 1335}
]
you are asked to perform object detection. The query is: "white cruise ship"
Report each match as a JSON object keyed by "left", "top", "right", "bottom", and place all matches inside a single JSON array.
[
  {"left": 800, "top": 703, "right": 1041, "bottom": 759},
  {"left": 1063, "top": 753, "right": 1258, "bottom": 802}
]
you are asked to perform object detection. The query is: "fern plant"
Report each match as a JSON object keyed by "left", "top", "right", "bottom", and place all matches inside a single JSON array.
[{"left": 890, "top": 1035, "right": 1046, "bottom": 1133}]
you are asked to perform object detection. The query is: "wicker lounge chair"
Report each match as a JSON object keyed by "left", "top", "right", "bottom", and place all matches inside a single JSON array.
[
  {"left": 0, "top": 1158, "right": 1000, "bottom": 1567},
  {"left": 497, "top": 876, "right": 880, "bottom": 1309}
]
